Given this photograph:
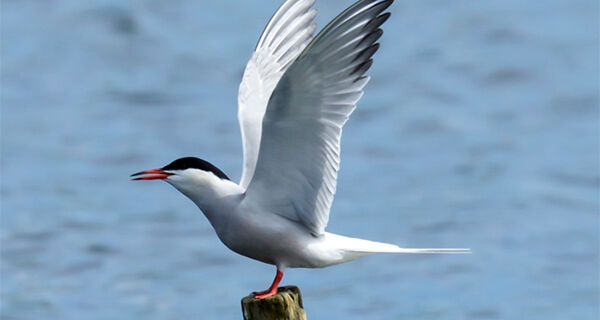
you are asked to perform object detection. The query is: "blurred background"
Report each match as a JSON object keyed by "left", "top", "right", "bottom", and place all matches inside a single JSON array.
[{"left": 1, "top": 0, "right": 598, "bottom": 319}]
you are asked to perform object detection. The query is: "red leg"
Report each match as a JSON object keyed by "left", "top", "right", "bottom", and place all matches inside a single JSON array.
[{"left": 254, "top": 269, "right": 283, "bottom": 299}]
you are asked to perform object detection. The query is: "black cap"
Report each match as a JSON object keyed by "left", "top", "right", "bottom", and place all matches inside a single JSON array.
[{"left": 162, "top": 157, "right": 230, "bottom": 180}]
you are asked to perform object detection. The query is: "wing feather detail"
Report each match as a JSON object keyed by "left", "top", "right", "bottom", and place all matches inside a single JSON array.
[
  {"left": 245, "top": 0, "right": 394, "bottom": 234},
  {"left": 238, "top": 0, "right": 317, "bottom": 189}
]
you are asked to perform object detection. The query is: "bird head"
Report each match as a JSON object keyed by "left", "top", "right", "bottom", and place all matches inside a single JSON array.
[{"left": 131, "top": 157, "right": 230, "bottom": 197}]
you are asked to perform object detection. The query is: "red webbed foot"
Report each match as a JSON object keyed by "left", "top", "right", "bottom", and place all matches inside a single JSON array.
[{"left": 253, "top": 269, "right": 283, "bottom": 300}]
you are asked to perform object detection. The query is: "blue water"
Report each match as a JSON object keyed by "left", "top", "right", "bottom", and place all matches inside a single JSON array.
[{"left": 1, "top": 0, "right": 598, "bottom": 319}]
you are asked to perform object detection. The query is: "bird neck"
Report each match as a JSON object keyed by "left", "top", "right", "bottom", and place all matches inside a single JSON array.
[{"left": 171, "top": 174, "right": 244, "bottom": 228}]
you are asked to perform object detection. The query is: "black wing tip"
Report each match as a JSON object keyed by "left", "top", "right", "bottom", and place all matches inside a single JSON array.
[
  {"left": 353, "top": 75, "right": 369, "bottom": 83},
  {"left": 357, "top": 27, "right": 384, "bottom": 48},
  {"left": 352, "top": 58, "right": 374, "bottom": 77},
  {"left": 378, "top": 0, "right": 394, "bottom": 11},
  {"left": 353, "top": 42, "right": 380, "bottom": 63},
  {"left": 369, "top": 0, "right": 394, "bottom": 15},
  {"left": 362, "top": 0, "right": 394, "bottom": 6},
  {"left": 372, "top": 27, "right": 384, "bottom": 40},
  {"left": 362, "top": 9, "right": 392, "bottom": 34},
  {"left": 349, "top": 0, "right": 393, "bottom": 79},
  {"left": 377, "top": 12, "right": 392, "bottom": 26}
]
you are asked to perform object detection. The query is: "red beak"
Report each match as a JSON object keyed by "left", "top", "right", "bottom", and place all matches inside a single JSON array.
[{"left": 130, "top": 169, "right": 174, "bottom": 181}]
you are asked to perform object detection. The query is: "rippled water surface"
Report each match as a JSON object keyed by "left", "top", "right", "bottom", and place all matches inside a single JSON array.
[{"left": 2, "top": 0, "right": 598, "bottom": 319}]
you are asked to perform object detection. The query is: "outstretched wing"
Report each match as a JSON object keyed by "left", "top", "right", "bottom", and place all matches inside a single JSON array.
[
  {"left": 238, "top": 0, "right": 317, "bottom": 189},
  {"left": 245, "top": 0, "right": 394, "bottom": 235}
]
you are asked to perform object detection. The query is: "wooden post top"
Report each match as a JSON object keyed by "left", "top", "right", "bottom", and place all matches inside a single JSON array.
[{"left": 241, "top": 286, "right": 307, "bottom": 320}]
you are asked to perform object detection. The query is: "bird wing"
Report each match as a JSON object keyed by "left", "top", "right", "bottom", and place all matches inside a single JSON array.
[
  {"left": 238, "top": 0, "right": 318, "bottom": 189},
  {"left": 244, "top": 0, "right": 394, "bottom": 235}
]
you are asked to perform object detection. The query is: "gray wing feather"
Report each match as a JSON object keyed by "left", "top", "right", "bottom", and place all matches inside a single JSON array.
[
  {"left": 246, "top": 0, "right": 394, "bottom": 234},
  {"left": 238, "top": 0, "right": 317, "bottom": 189}
]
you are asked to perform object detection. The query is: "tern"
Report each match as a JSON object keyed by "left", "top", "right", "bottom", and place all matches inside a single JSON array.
[{"left": 132, "top": 0, "right": 469, "bottom": 299}]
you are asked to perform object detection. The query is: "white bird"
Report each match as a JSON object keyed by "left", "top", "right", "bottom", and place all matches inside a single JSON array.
[{"left": 132, "top": 0, "right": 469, "bottom": 299}]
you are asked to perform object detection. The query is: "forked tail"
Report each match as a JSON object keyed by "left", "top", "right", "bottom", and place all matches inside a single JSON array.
[
  {"left": 391, "top": 247, "right": 471, "bottom": 254},
  {"left": 347, "top": 238, "right": 471, "bottom": 255},
  {"left": 324, "top": 233, "right": 471, "bottom": 264}
]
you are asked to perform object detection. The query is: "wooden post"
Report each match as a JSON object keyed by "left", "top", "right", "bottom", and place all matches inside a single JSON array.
[{"left": 241, "top": 286, "right": 307, "bottom": 320}]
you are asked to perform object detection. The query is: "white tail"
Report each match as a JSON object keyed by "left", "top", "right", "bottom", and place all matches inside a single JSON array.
[
  {"left": 314, "top": 233, "right": 471, "bottom": 267},
  {"left": 324, "top": 232, "right": 471, "bottom": 260},
  {"left": 349, "top": 239, "right": 471, "bottom": 255},
  {"left": 391, "top": 248, "right": 472, "bottom": 254}
]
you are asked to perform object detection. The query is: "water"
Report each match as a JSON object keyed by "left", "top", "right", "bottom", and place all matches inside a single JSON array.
[{"left": 1, "top": 0, "right": 598, "bottom": 319}]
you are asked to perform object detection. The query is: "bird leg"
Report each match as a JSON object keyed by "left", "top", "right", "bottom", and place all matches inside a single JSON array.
[{"left": 253, "top": 269, "right": 283, "bottom": 299}]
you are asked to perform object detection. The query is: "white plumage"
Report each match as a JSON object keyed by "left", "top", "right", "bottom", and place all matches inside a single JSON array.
[
  {"left": 238, "top": 0, "right": 317, "bottom": 189},
  {"left": 132, "top": 0, "right": 469, "bottom": 299}
]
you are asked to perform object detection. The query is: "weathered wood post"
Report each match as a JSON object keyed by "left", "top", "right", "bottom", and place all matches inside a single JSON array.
[{"left": 241, "top": 286, "right": 307, "bottom": 320}]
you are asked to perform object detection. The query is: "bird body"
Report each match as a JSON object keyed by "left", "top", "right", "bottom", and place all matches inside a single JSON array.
[
  {"left": 132, "top": 0, "right": 469, "bottom": 299},
  {"left": 163, "top": 166, "right": 418, "bottom": 270}
]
